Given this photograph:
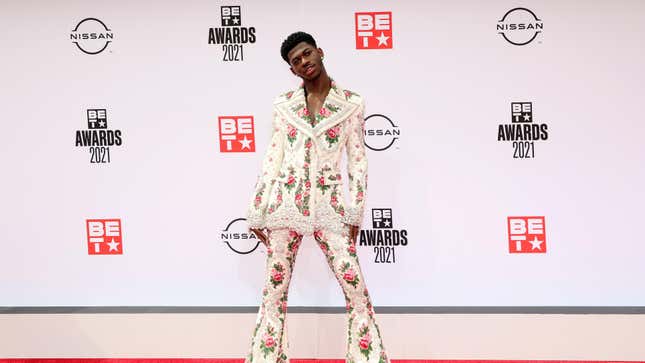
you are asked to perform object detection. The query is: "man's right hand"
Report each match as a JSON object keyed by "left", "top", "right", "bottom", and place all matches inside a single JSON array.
[{"left": 250, "top": 228, "right": 268, "bottom": 247}]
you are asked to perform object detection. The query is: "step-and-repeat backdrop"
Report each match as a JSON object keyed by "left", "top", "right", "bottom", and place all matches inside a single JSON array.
[{"left": 1, "top": 0, "right": 644, "bottom": 307}]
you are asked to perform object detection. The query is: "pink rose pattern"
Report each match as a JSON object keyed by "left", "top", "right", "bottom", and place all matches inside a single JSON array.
[
  {"left": 294, "top": 138, "right": 312, "bottom": 217},
  {"left": 348, "top": 171, "right": 367, "bottom": 215},
  {"left": 253, "top": 83, "right": 366, "bottom": 233},
  {"left": 259, "top": 324, "right": 277, "bottom": 358},
  {"left": 282, "top": 90, "right": 295, "bottom": 100},
  {"left": 283, "top": 166, "right": 297, "bottom": 193},
  {"left": 246, "top": 229, "right": 304, "bottom": 363},
  {"left": 286, "top": 124, "right": 297, "bottom": 146},
  {"left": 313, "top": 229, "right": 334, "bottom": 264},
  {"left": 355, "top": 181, "right": 365, "bottom": 204},
  {"left": 325, "top": 125, "right": 341, "bottom": 147},
  {"left": 312, "top": 103, "right": 341, "bottom": 127},
  {"left": 253, "top": 183, "right": 266, "bottom": 209},
  {"left": 315, "top": 166, "right": 333, "bottom": 194},
  {"left": 244, "top": 227, "right": 389, "bottom": 363},
  {"left": 341, "top": 261, "right": 360, "bottom": 288},
  {"left": 329, "top": 185, "right": 346, "bottom": 217},
  {"left": 291, "top": 102, "right": 341, "bottom": 127},
  {"left": 266, "top": 184, "right": 282, "bottom": 215},
  {"left": 333, "top": 80, "right": 360, "bottom": 101},
  {"left": 270, "top": 262, "right": 285, "bottom": 288}
]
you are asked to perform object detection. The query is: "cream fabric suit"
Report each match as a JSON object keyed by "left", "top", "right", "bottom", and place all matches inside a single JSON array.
[
  {"left": 244, "top": 80, "right": 389, "bottom": 363},
  {"left": 246, "top": 80, "right": 367, "bottom": 234}
]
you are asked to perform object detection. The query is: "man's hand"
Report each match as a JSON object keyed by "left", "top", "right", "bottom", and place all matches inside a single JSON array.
[
  {"left": 250, "top": 228, "right": 268, "bottom": 247},
  {"left": 348, "top": 225, "right": 360, "bottom": 244}
]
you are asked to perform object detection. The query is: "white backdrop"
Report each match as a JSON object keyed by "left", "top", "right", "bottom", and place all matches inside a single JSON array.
[{"left": 1, "top": 0, "right": 644, "bottom": 307}]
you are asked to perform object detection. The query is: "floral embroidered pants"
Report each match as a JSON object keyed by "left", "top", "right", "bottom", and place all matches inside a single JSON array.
[{"left": 244, "top": 226, "right": 390, "bottom": 363}]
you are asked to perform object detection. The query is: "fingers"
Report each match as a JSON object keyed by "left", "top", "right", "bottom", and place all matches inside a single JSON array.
[
  {"left": 349, "top": 225, "right": 359, "bottom": 243},
  {"left": 250, "top": 228, "right": 269, "bottom": 247}
]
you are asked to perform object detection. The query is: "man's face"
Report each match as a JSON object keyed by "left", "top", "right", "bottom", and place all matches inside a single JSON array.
[{"left": 287, "top": 41, "right": 324, "bottom": 81}]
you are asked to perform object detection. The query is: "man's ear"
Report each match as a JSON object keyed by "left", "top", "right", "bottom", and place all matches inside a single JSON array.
[
  {"left": 318, "top": 48, "right": 324, "bottom": 59},
  {"left": 290, "top": 67, "right": 296, "bottom": 76}
]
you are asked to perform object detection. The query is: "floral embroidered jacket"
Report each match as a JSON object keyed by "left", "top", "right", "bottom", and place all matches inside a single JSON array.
[{"left": 246, "top": 81, "right": 367, "bottom": 235}]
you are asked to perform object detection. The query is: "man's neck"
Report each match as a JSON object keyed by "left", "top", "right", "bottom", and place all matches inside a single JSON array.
[{"left": 303, "top": 71, "right": 331, "bottom": 96}]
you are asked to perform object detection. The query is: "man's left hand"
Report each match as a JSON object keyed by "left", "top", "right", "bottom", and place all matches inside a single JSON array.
[{"left": 348, "top": 224, "right": 360, "bottom": 244}]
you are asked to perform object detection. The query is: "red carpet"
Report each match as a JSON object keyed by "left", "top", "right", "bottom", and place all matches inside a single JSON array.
[{"left": 0, "top": 359, "right": 641, "bottom": 363}]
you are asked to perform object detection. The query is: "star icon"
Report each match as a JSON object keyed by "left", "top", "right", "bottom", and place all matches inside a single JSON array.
[
  {"left": 239, "top": 136, "right": 253, "bottom": 150},
  {"left": 107, "top": 238, "right": 120, "bottom": 252},
  {"left": 232, "top": 17, "right": 240, "bottom": 25},
  {"left": 376, "top": 32, "right": 390, "bottom": 47},
  {"left": 99, "top": 120, "right": 106, "bottom": 127},
  {"left": 523, "top": 114, "right": 531, "bottom": 121},
  {"left": 383, "top": 220, "right": 391, "bottom": 227},
  {"left": 529, "top": 236, "right": 543, "bottom": 250}
]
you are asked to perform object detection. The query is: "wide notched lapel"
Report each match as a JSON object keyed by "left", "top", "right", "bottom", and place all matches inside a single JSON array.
[
  {"left": 274, "top": 87, "right": 314, "bottom": 138},
  {"left": 273, "top": 82, "right": 360, "bottom": 138},
  {"left": 312, "top": 85, "right": 359, "bottom": 137}
]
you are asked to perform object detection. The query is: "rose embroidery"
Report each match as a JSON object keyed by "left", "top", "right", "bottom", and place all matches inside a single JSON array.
[
  {"left": 253, "top": 183, "right": 266, "bottom": 209},
  {"left": 264, "top": 335, "right": 275, "bottom": 348},
  {"left": 359, "top": 334, "right": 371, "bottom": 350},
  {"left": 313, "top": 230, "right": 335, "bottom": 264},
  {"left": 277, "top": 297, "right": 288, "bottom": 315},
  {"left": 281, "top": 167, "right": 297, "bottom": 193},
  {"left": 287, "top": 232, "right": 301, "bottom": 252},
  {"left": 285, "top": 175, "right": 296, "bottom": 191},
  {"left": 348, "top": 243, "right": 357, "bottom": 257},
  {"left": 355, "top": 181, "right": 365, "bottom": 203},
  {"left": 343, "top": 89, "right": 359, "bottom": 100},
  {"left": 329, "top": 185, "right": 345, "bottom": 216},
  {"left": 286, "top": 232, "right": 301, "bottom": 267},
  {"left": 291, "top": 103, "right": 341, "bottom": 127},
  {"left": 312, "top": 103, "right": 341, "bottom": 127},
  {"left": 325, "top": 126, "right": 341, "bottom": 147},
  {"left": 341, "top": 261, "right": 359, "bottom": 288},
  {"left": 267, "top": 185, "right": 283, "bottom": 215},
  {"left": 270, "top": 263, "right": 285, "bottom": 288},
  {"left": 319, "top": 107, "right": 332, "bottom": 118},
  {"left": 296, "top": 106, "right": 309, "bottom": 118},
  {"left": 344, "top": 269, "right": 356, "bottom": 283},
  {"left": 260, "top": 325, "right": 278, "bottom": 358},
  {"left": 283, "top": 90, "right": 295, "bottom": 100},
  {"left": 287, "top": 124, "right": 297, "bottom": 146},
  {"left": 357, "top": 323, "right": 373, "bottom": 359},
  {"left": 295, "top": 139, "right": 313, "bottom": 217},
  {"left": 315, "top": 167, "right": 332, "bottom": 194}
]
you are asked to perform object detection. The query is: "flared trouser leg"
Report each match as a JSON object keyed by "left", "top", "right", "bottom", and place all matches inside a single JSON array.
[
  {"left": 313, "top": 226, "right": 390, "bottom": 363},
  {"left": 244, "top": 225, "right": 390, "bottom": 363},
  {"left": 245, "top": 229, "right": 303, "bottom": 363}
]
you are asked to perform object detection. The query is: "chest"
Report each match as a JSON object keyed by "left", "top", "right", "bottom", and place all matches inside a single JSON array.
[{"left": 305, "top": 95, "right": 326, "bottom": 127}]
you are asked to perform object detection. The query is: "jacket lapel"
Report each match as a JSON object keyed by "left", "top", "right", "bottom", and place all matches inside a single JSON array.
[
  {"left": 312, "top": 84, "right": 359, "bottom": 137},
  {"left": 274, "top": 81, "right": 360, "bottom": 138},
  {"left": 274, "top": 87, "right": 313, "bottom": 138}
]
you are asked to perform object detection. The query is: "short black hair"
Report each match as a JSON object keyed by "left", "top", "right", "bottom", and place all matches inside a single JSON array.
[{"left": 280, "top": 31, "right": 317, "bottom": 64}]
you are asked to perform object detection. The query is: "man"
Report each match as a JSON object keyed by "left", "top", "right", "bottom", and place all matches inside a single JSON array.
[{"left": 244, "top": 31, "right": 389, "bottom": 363}]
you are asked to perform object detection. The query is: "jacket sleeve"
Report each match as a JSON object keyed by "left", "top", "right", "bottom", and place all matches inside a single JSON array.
[
  {"left": 246, "top": 110, "right": 285, "bottom": 229},
  {"left": 342, "top": 100, "right": 368, "bottom": 227}
]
